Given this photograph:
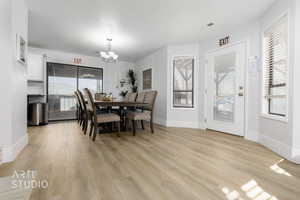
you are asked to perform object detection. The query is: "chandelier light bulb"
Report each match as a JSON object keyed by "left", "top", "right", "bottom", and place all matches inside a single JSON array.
[{"left": 99, "top": 38, "right": 118, "bottom": 63}]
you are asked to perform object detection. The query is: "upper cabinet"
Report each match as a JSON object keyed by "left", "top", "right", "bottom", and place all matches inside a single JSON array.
[{"left": 27, "top": 52, "right": 44, "bottom": 81}]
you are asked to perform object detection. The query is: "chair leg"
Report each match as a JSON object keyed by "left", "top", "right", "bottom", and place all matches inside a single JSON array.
[
  {"left": 132, "top": 120, "right": 136, "bottom": 136},
  {"left": 150, "top": 119, "right": 154, "bottom": 134},
  {"left": 93, "top": 126, "right": 98, "bottom": 141},
  {"left": 89, "top": 121, "right": 93, "bottom": 137},
  {"left": 124, "top": 118, "right": 128, "bottom": 131},
  {"left": 84, "top": 118, "right": 88, "bottom": 135},
  {"left": 141, "top": 120, "right": 145, "bottom": 130},
  {"left": 117, "top": 121, "right": 120, "bottom": 137}
]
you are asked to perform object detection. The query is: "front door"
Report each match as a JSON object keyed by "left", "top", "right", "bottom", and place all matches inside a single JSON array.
[{"left": 206, "top": 42, "right": 246, "bottom": 136}]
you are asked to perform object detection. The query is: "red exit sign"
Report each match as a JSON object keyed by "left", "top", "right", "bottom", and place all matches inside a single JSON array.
[{"left": 73, "top": 58, "right": 82, "bottom": 64}]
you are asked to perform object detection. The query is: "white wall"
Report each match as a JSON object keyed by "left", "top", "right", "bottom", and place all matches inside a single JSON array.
[
  {"left": 28, "top": 47, "right": 135, "bottom": 99},
  {"left": 0, "top": 0, "right": 13, "bottom": 150},
  {"left": 0, "top": 0, "right": 28, "bottom": 163},
  {"left": 292, "top": 0, "right": 300, "bottom": 160},
  {"left": 135, "top": 47, "right": 168, "bottom": 126}
]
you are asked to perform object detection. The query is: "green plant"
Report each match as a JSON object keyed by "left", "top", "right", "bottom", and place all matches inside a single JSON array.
[
  {"left": 119, "top": 90, "right": 128, "bottom": 97},
  {"left": 127, "top": 69, "right": 138, "bottom": 92}
]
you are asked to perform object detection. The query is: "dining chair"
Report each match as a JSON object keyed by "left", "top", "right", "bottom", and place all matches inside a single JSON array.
[
  {"left": 74, "top": 91, "right": 83, "bottom": 125},
  {"left": 77, "top": 90, "right": 90, "bottom": 135},
  {"left": 126, "top": 91, "right": 157, "bottom": 136},
  {"left": 84, "top": 88, "right": 121, "bottom": 141},
  {"left": 123, "top": 92, "right": 137, "bottom": 102}
]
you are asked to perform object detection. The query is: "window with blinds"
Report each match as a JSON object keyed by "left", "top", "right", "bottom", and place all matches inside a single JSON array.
[{"left": 263, "top": 14, "right": 288, "bottom": 117}]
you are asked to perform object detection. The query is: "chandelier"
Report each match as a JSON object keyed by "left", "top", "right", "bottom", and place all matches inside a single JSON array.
[{"left": 100, "top": 38, "right": 119, "bottom": 63}]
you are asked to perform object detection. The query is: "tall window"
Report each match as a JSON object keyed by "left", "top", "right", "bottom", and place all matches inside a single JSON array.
[
  {"left": 263, "top": 14, "right": 288, "bottom": 117},
  {"left": 173, "top": 56, "right": 194, "bottom": 108}
]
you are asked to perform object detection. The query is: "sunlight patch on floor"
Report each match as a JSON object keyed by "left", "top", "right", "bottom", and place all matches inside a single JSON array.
[
  {"left": 241, "top": 180, "right": 278, "bottom": 200},
  {"left": 270, "top": 159, "right": 292, "bottom": 177}
]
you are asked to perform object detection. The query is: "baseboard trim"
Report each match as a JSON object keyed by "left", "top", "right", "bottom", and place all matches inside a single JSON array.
[
  {"left": 245, "top": 130, "right": 259, "bottom": 142},
  {"left": 259, "top": 134, "right": 300, "bottom": 164},
  {"left": 166, "top": 120, "right": 205, "bottom": 130},
  {"left": 2, "top": 134, "right": 28, "bottom": 164},
  {"left": 153, "top": 117, "right": 167, "bottom": 127}
]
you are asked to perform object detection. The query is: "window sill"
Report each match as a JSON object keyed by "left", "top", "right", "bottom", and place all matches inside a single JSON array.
[
  {"left": 172, "top": 106, "right": 196, "bottom": 111},
  {"left": 261, "top": 114, "right": 288, "bottom": 123}
]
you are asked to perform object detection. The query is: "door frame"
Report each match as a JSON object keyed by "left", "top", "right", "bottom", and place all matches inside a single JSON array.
[{"left": 204, "top": 40, "right": 250, "bottom": 138}]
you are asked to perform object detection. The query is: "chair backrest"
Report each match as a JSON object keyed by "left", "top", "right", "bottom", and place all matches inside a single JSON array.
[
  {"left": 123, "top": 92, "right": 130, "bottom": 101},
  {"left": 83, "top": 88, "right": 97, "bottom": 116},
  {"left": 95, "top": 93, "right": 106, "bottom": 101},
  {"left": 74, "top": 91, "right": 82, "bottom": 110},
  {"left": 136, "top": 92, "right": 146, "bottom": 103},
  {"left": 128, "top": 93, "right": 137, "bottom": 102},
  {"left": 143, "top": 91, "right": 158, "bottom": 111},
  {"left": 77, "top": 90, "right": 87, "bottom": 113}
]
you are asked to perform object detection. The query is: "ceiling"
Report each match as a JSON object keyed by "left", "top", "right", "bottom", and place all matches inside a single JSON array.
[{"left": 26, "top": 0, "right": 275, "bottom": 62}]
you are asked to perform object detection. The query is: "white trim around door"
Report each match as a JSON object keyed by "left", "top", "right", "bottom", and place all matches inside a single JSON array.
[{"left": 204, "top": 41, "right": 248, "bottom": 137}]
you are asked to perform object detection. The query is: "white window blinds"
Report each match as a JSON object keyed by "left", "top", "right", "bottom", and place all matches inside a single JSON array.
[{"left": 263, "top": 15, "right": 288, "bottom": 117}]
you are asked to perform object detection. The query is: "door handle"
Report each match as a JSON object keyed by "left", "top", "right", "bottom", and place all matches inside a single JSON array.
[{"left": 238, "top": 86, "right": 244, "bottom": 97}]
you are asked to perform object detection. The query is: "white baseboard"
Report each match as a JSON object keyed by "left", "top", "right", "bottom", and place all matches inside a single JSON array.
[
  {"left": 166, "top": 120, "right": 205, "bottom": 129},
  {"left": 291, "top": 147, "right": 300, "bottom": 164},
  {"left": 154, "top": 117, "right": 167, "bottom": 127},
  {"left": 259, "top": 134, "right": 300, "bottom": 164},
  {"left": 245, "top": 130, "right": 259, "bottom": 142},
  {"left": 2, "top": 134, "right": 28, "bottom": 164}
]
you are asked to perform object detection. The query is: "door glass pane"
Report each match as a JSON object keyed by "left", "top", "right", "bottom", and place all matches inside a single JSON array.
[
  {"left": 78, "top": 67, "right": 103, "bottom": 97},
  {"left": 213, "top": 52, "right": 236, "bottom": 122},
  {"left": 47, "top": 63, "right": 77, "bottom": 120}
]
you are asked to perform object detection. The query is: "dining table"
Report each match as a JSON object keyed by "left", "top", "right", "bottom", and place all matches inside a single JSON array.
[
  {"left": 93, "top": 100, "right": 149, "bottom": 131},
  {"left": 94, "top": 100, "right": 149, "bottom": 108}
]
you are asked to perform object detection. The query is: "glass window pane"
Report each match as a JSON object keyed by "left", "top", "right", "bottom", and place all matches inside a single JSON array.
[
  {"left": 270, "top": 98, "right": 286, "bottom": 116},
  {"left": 272, "top": 63, "right": 286, "bottom": 85},
  {"left": 173, "top": 92, "right": 193, "bottom": 107},
  {"left": 174, "top": 58, "right": 193, "bottom": 91},
  {"left": 78, "top": 67, "right": 103, "bottom": 95},
  {"left": 47, "top": 64, "right": 77, "bottom": 120},
  {"left": 270, "top": 86, "right": 286, "bottom": 96}
]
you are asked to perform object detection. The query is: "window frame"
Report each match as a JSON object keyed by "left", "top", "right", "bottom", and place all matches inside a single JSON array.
[
  {"left": 261, "top": 11, "right": 289, "bottom": 122},
  {"left": 142, "top": 68, "right": 152, "bottom": 90},
  {"left": 172, "top": 56, "right": 195, "bottom": 108}
]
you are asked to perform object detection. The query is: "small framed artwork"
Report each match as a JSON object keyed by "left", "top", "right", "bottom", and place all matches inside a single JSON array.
[
  {"left": 16, "top": 34, "right": 26, "bottom": 65},
  {"left": 143, "top": 68, "right": 152, "bottom": 90}
]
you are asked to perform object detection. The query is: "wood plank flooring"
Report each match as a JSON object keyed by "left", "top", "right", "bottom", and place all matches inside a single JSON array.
[{"left": 0, "top": 122, "right": 300, "bottom": 200}]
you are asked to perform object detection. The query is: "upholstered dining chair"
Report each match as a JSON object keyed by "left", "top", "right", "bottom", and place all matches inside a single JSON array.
[
  {"left": 84, "top": 88, "right": 121, "bottom": 141},
  {"left": 123, "top": 92, "right": 137, "bottom": 102},
  {"left": 77, "top": 90, "right": 90, "bottom": 135},
  {"left": 126, "top": 91, "right": 157, "bottom": 136},
  {"left": 74, "top": 91, "right": 83, "bottom": 125}
]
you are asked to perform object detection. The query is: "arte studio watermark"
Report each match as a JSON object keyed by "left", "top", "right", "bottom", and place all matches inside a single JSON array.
[{"left": 11, "top": 170, "right": 48, "bottom": 189}]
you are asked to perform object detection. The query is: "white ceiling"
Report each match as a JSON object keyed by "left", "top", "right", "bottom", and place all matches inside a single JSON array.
[{"left": 26, "top": 0, "right": 275, "bottom": 62}]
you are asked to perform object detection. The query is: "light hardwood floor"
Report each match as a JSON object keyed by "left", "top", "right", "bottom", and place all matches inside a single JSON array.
[{"left": 1, "top": 122, "right": 300, "bottom": 200}]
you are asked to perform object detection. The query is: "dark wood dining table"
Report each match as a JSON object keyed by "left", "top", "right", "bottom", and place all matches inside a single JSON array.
[{"left": 94, "top": 101, "right": 149, "bottom": 108}]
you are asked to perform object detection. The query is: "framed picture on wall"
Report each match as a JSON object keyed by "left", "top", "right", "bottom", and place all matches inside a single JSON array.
[
  {"left": 143, "top": 68, "right": 152, "bottom": 90},
  {"left": 16, "top": 34, "right": 26, "bottom": 65}
]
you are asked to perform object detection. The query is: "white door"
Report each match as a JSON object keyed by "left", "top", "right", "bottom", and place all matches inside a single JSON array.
[{"left": 206, "top": 43, "right": 246, "bottom": 136}]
